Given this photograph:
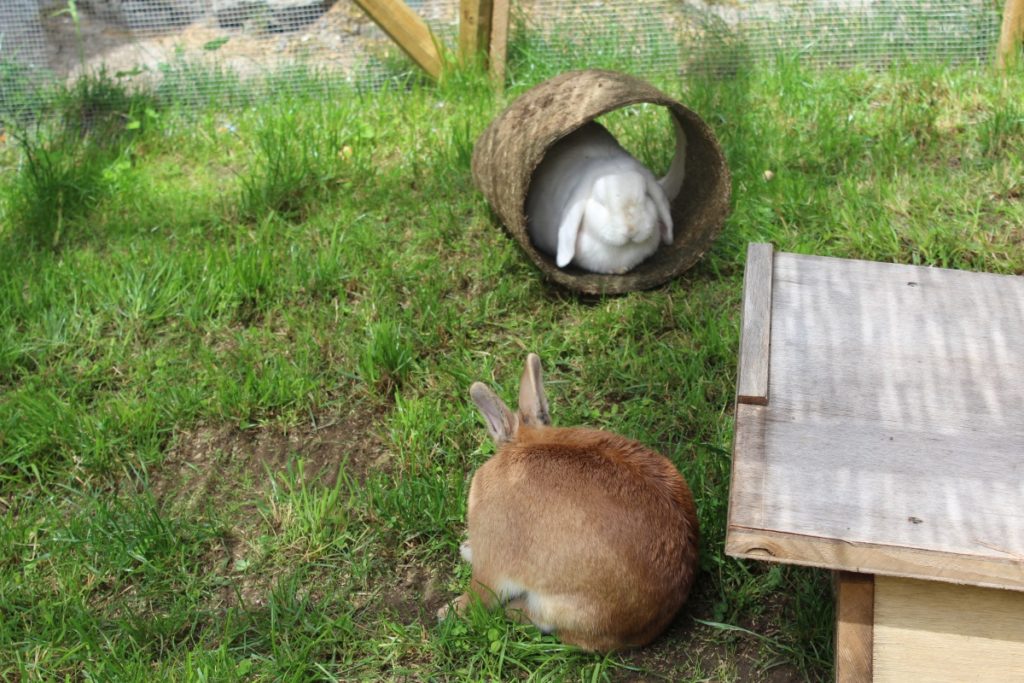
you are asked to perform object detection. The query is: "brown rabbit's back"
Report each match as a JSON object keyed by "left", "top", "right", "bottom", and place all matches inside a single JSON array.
[{"left": 466, "top": 425, "right": 699, "bottom": 649}]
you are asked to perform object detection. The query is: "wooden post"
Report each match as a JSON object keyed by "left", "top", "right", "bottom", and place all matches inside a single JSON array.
[
  {"left": 459, "top": 0, "right": 494, "bottom": 64},
  {"left": 835, "top": 572, "right": 874, "bottom": 683},
  {"left": 352, "top": 0, "right": 444, "bottom": 80},
  {"left": 997, "top": 0, "right": 1024, "bottom": 69},
  {"left": 489, "top": 0, "right": 511, "bottom": 84}
]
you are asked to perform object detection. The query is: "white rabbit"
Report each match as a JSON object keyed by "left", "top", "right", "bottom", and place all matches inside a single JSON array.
[
  {"left": 525, "top": 120, "right": 685, "bottom": 275},
  {"left": 438, "top": 354, "right": 700, "bottom": 652}
]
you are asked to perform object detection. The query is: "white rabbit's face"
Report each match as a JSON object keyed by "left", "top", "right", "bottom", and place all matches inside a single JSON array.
[{"left": 584, "top": 173, "right": 660, "bottom": 247}]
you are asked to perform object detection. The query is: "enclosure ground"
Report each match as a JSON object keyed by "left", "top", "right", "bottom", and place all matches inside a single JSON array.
[{"left": 1, "top": 50, "right": 1022, "bottom": 680}]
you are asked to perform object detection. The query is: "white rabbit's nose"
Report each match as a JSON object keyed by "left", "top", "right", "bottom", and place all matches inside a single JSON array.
[{"left": 621, "top": 201, "right": 642, "bottom": 236}]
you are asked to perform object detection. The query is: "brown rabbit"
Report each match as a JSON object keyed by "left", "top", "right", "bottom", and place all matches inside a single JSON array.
[{"left": 438, "top": 354, "right": 700, "bottom": 652}]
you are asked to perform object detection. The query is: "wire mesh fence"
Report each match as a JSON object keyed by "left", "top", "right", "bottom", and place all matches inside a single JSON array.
[
  {"left": 0, "top": 1, "right": 1005, "bottom": 114},
  {"left": 522, "top": 0, "right": 1002, "bottom": 76}
]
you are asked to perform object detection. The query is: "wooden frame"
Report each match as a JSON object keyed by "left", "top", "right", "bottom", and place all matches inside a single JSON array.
[
  {"left": 459, "top": 0, "right": 512, "bottom": 81},
  {"left": 727, "top": 250, "right": 1024, "bottom": 592},
  {"left": 736, "top": 242, "right": 772, "bottom": 405},
  {"left": 872, "top": 576, "right": 1024, "bottom": 681},
  {"left": 729, "top": 247, "right": 1024, "bottom": 681},
  {"left": 488, "top": 0, "right": 511, "bottom": 83},
  {"left": 352, "top": 0, "right": 444, "bottom": 79},
  {"left": 459, "top": 0, "right": 493, "bottom": 63},
  {"left": 353, "top": 0, "right": 512, "bottom": 83},
  {"left": 997, "top": 0, "right": 1024, "bottom": 69},
  {"left": 289, "top": 1, "right": 1024, "bottom": 79},
  {"left": 835, "top": 572, "right": 874, "bottom": 683},
  {"left": 833, "top": 573, "right": 1024, "bottom": 682},
  {"left": 726, "top": 526, "right": 1024, "bottom": 593}
]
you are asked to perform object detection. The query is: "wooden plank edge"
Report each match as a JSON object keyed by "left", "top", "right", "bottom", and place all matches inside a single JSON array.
[
  {"left": 736, "top": 242, "right": 773, "bottom": 405},
  {"left": 726, "top": 402, "right": 768, "bottom": 534},
  {"left": 873, "top": 575, "right": 1024, "bottom": 681},
  {"left": 353, "top": 0, "right": 445, "bottom": 80},
  {"left": 725, "top": 526, "right": 1024, "bottom": 593},
  {"left": 834, "top": 572, "right": 874, "bottom": 683},
  {"left": 997, "top": 0, "right": 1024, "bottom": 69},
  {"left": 459, "top": 0, "right": 494, "bottom": 64}
]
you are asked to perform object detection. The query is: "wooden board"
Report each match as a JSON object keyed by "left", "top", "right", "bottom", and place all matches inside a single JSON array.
[
  {"left": 736, "top": 242, "right": 773, "bottom": 405},
  {"left": 728, "top": 251, "right": 1024, "bottom": 591},
  {"left": 459, "top": 0, "right": 493, "bottom": 63},
  {"left": 873, "top": 575, "right": 1024, "bottom": 681},
  {"left": 353, "top": 0, "right": 443, "bottom": 79},
  {"left": 488, "top": 0, "right": 510, "bottom": 83},
  {"left": 726, "top": 527, "right": 1024, "bottom": 592},
  {"left": 997, "top": 0, "right": 1024, "bottom": 68},
  {"left": 835, "top": 572, "right": 874, "bottom": 683}
]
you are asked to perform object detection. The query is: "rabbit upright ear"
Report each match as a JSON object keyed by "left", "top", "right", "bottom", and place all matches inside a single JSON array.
[
  {"left": 517, "top": 353, "right": 550, "bottom": 427},
  {"left": 647, "top": 177, "right": 674, "bottom": 244},
  {"left": 556, "top": 193, "right": 588, "bottom": 268},
  {"left": 470, "top": 382, "right": 517, "bottom": 444}
]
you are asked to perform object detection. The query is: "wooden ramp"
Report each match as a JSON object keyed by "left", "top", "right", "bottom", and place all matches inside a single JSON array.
[
  {"left": 727, "top": 245, "right": 1024, "bottom": 681},
  {"left": 729, "top": 245, "right": 1024, "bottom": 589}
]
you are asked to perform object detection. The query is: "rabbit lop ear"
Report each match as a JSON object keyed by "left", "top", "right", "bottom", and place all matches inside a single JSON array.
[
  {"left": 470, "top": 382, "right": 517, "bottom": 444},
  {"left": 517, "top": 353, "right": 551, "bottom": 427},
  {"left": 658, "top": 113, "right": 687, "bottom": 201},
  {"left": 647, "top": 176, "right": 674, "bottom": 244},
  {"left": 556, "top": 192, "right": 588, "bottom": 268}
]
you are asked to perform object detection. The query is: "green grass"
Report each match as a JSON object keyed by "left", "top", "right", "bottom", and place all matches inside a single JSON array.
[{"left": 1, "top": 42, "right": 1023, "bottom": 681}]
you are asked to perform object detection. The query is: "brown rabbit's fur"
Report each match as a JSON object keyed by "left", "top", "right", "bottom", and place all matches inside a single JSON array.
[{"left": 441, "top": 354, "right": 700, "bottom": 652}]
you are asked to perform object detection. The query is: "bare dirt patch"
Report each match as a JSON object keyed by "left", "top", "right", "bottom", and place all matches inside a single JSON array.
[
  {"left": 616, "top": 589, "right": 814, "bottom": 682},
  {"left": 145, "top": 404, "right": 390, "bottom": 608},
  {"left": 151, "top": 404, "right": 390, "bottom": 504},
  {"left": 353, "top": 561, "right": 445, "bottom": 626}
]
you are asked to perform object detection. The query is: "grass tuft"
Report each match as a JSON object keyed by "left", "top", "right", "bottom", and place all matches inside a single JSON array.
[
  {"left": 1, "top": 69, "right": 159, "bottom": 249},
  {"left": 238, "top": 104, "right": 348, "bottom": 222},
  {"left": 358, "top": 320, "right": 417, "bottom": 397},
  {"left": 3, "top": 129, "right": 112, "bottom": 248}
]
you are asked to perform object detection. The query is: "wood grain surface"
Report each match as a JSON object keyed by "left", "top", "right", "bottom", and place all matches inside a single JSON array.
[
  {"left": 459, "top": 0, "right": 493, "bottom": 63},
  {"left": 488, "top": 0, "right": 510, "bottom": 83},
  {"left": 997, "top": 0, "right": 1024, "bottom": 69},
  {"left": 728, "top": 252, "right": 1024, "bottom": 590},
  {"left": 835, "top": 572, "right": 874, "bottom": 683},
  {"left": 353, "top": 0, "right": 443, "bottom": 79},
  {"left": 873, "top": 575, "right": 1024, "bottom": 681},
  {"left": 737, "top": 242, "right": 773, "bottom": 405}
]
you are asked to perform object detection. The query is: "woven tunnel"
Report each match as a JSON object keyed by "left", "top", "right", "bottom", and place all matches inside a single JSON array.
[{"left": 472, "top": 69, "right": 732, "bottom": 295}]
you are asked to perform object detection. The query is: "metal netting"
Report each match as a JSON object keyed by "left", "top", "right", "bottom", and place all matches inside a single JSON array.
[
  {"left": 0, "top": 1, "right": 1004, "bottom": 114},
  {"left": 0, "top": 0, "right": 459, "bottom": 112},
  {"left": 519, "top": 0, "right": 1001, "bottom": 77}
]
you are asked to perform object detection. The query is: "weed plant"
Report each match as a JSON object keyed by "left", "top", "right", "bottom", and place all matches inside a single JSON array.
[
  {"left": 0, "top": 37, "right": 1022, "bottom": 682},
  {"left": 2, "top": 69, "right": 158, "bottom": 249}
]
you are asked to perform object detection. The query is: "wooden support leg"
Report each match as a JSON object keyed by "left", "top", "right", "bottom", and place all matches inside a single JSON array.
[
  {"left": 488, "top": 0, "right": 511, "bottom": 85},
  {"left": 459, "top": 0, "right": 494, "bottom": 64},
  {"left": 834, "top": 572, "right": 874, "bottom": 683},
  {"left": 352, "top": 0, "right": 444, "bottom": 79},
  {"left": 997, "top": 0, "right": 1024, "bottom": 69}
]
